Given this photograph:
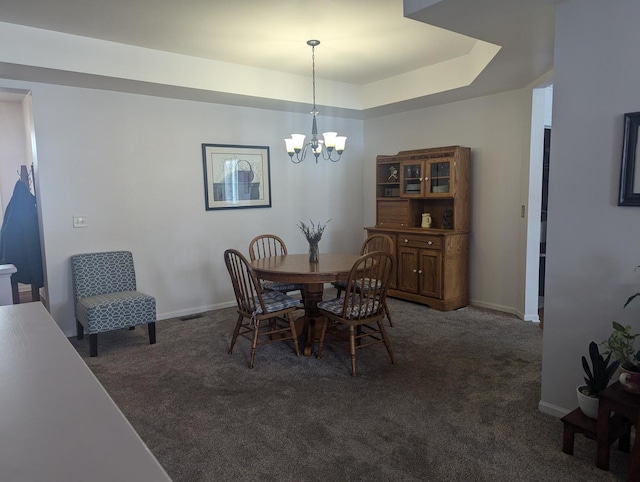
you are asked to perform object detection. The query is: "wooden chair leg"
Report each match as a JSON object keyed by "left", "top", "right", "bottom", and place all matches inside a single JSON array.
[
  {"left": 89, "top": 334, "right": 98, "bottom": 357},
  {"left": 349, "top": 325, "right": 357, "bottom": 377},
  {"left": 148, "top": 322, "right": 156, "bottom": 345},
  {"left": 383, "top": 300, "right": 394, "bottom": 327},
  {"left": 379, "top": 320, "right": 396, "bottom": 365},
  {"left": 228, "top": 315, "right": 243, "bottom": 354},
  {"left": 316, "top": 319, "right": 329, "bottom": 359},
  {"left": 76, "top": 319, "right": 84, "bottom": 340},
  {"left": 288, "top": 313, "right": 300, "bottom": 356},
  {"left": 249, "top": 320, "right": 261, "bottom": 369}
]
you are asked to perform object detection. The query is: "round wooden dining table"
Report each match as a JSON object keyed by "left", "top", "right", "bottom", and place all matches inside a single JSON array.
[{"left": 250, "top": 253, "right": 361, "bottom": 356}]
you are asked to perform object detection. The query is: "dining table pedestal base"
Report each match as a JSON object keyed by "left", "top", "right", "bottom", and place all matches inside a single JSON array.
[{"left": 298, "top": 282, "right": 326, "bottom": 356}]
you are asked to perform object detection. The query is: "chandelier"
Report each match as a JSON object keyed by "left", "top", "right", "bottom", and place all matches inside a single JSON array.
[{"left": 285, "top": 40, "right": 347, "bottom": 163}]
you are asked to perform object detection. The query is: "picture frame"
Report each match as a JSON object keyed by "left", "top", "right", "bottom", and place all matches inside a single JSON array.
[
  {"left": 202, "top": 144, "right": 272, "bottom": 211},
  {"left": 618, "top": 112, "right": 640, "bottom": 206}
]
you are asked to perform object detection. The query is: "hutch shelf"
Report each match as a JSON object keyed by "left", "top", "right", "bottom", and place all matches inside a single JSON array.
[{"left": 366, "top": 145, "right": 471, "bottom": 311}]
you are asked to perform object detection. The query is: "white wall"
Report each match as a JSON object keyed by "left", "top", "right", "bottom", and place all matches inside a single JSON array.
[
  {"left": 364, "top": 88, "right": 534, "bottom": 316},
  {"left": 540, "top": 0, "right": 640, "bottom": 416},
  {"left": 0, "top": 101, "right": 28, "bottom": 219},
  {"left": 0, "top": 80, "right": 365, "bottom": 336}
]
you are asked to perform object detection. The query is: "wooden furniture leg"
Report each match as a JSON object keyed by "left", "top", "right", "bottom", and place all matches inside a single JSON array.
[
  {"left": 628, "top": 433, "right": 640, "bottom": 481},
  {"left": 598, "top": 396, "right": 613, "bottom": 469},
  {"left": 300, "top": 282, "right": 325, "bottom": 356},
  {"left": 562, "top": 406, "right": 631, "bottom": 467},
  {"left": 11, "top": 280, "right": 19, "bottom": 304}
]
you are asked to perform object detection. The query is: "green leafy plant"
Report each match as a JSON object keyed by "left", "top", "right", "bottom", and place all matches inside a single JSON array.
[
  {"left": 602, "top": 321, "right": 640, "bottom": 371},
  {"left": 601, "top": 265, "right": 640, "bottom": 372},
  {"left": 581, "top": 341, "right": 619, "bottom": 396}
]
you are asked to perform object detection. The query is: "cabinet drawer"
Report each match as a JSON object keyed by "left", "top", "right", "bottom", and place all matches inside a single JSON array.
[
  {"left": 377, "top": 200, "right": 413, "bottom": 228},
  {"left": 399, "top": 234, "right": 442, "bottom": 249}
]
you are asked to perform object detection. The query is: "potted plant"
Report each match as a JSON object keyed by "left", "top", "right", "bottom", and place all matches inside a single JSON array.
[
  {"left": 577, "top": 341, "right": 620, "bottom": 418},
  {"left": 602, "top": 321, "right": 640, "bottom": 393}
]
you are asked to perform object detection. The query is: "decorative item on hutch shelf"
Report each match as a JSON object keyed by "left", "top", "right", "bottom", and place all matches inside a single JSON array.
[
  {"left": 442, "top": 209, "right": 453, "bottom": 229},
  {"left": 284, "top": 40, "right": 347, "bottom": 164},
  {"left": 298, "top": 219, "right": 330, "bottom": 263},
  {"left": 421, "top": 213, "right": 432, "bottom": 228}
]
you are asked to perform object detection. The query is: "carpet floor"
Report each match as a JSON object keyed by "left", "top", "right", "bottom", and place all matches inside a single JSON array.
[{"left": 69, "top": 292, "right": 630, "bottom": 481}]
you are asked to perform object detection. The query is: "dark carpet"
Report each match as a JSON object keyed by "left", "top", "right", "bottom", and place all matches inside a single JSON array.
[{"left": 69, "top": 292, "right": 629, "bottom": 481}]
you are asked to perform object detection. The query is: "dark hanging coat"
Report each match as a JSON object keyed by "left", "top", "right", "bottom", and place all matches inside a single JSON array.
[{"left": 0, "top": 180, "right": 43, "bottom": 288}]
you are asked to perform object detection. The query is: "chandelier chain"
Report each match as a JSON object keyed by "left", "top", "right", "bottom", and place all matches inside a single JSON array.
[{"left": 311, "top": 44, "right": 317, "bottom": 112}]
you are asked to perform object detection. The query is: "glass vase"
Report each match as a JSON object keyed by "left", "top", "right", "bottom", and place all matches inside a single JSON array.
[{"left": 309, "top": 242, "right": 319, "bottom": 263}]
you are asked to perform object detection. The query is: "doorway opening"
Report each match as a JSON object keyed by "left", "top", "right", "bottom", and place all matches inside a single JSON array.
[
  {"left": 0, "top": 88, "right": 45, "bottom": 306},
  {"left": 524, "top": 84, "right": 552, "bottom": 323}
]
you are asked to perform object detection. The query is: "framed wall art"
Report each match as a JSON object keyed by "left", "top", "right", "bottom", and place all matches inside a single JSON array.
[
  {"left": 202, "top": 144, "right": 272, "bottom": 210},
  {"left": 618, "top": 112, "right": 640, "bottom": 206}
]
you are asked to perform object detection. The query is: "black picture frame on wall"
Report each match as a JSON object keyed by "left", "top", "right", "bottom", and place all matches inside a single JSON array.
[
  {"left": 618, "top": 112, "right": 640, "bottom": 206},
  {"left": 202, "top": 144, "right": 272, "bottom": 211}
]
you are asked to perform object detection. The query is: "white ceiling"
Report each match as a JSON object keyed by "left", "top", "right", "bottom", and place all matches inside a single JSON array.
[{"left": 0, "top": 0, "right": 560, "bottom": 117}]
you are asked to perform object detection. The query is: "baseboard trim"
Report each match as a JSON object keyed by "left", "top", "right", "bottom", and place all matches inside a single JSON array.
[
  {"left": 469, "top": 299, "right": 541, "bottom": 323},
  {"left": 538, "top": 400, "right": 570, "bottom": 418},
  {"left": 158, "top": 300, "right": 237, "bottom": 321}
]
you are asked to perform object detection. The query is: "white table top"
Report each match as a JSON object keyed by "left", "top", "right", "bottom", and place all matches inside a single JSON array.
[{"left": 0, "top": 302, "right": 171, "bottom": 481}]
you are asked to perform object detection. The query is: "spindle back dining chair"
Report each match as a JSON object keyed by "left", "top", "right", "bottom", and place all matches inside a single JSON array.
[
  {"left": 224, "top": 248, "right": 300, "bottom": 368},
  {"left": 317, "top": 251, "right": 395, "bottom": 376}
]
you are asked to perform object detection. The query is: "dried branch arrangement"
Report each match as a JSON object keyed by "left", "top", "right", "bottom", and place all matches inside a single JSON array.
[{"left": 298, "top": 219, "right": 331, "bottom": 244}]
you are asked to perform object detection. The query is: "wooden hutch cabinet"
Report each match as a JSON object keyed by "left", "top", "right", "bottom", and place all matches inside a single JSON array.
[{"left": 366, "top": 146, "right": 470, "bottom": 311}]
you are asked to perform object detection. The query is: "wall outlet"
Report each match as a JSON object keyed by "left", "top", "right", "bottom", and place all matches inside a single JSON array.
[
  {"left": 73, "top": 216, "right": 87, "bottom": 228},
  {"left": 521, "top": 205, "right": 526, "bottom": 218}
]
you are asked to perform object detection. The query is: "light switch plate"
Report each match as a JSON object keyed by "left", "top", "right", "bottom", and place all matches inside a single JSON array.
[{"left": 73, "top": 216, "right": 87, "bottom": 228}]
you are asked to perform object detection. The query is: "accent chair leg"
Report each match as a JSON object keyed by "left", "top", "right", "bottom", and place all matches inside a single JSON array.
[
  {"left": 76, "top": 319, "right": 84, "bottom": 340},
  {"left": 148, "top": 322, "right": 156, "bottom": 345},
  {"left": 89, "top": 334, "right": 98, "bottom": 357}
]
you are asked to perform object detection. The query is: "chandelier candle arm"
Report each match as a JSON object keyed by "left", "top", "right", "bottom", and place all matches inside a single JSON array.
[{"left": 285, "top": 39, "right": 347, "bottom": 164}]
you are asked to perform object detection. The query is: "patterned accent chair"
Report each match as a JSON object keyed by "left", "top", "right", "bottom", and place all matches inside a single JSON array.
[
  {"left": 224, "top": 248, "right": 300, "bottom": 368},
  {"left": 71, "top": 251, "right": 156, "bottom": 357},
  {"left": 317, "top": 251, "right": 395, "bottom": 376}
]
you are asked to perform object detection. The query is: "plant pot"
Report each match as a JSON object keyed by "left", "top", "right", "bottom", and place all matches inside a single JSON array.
[
  {"left": 619, "top": 365, "right": 640, "bottom": 393},
  {"left": 576, "top": 385, "right": 599, "bottom": 419}
]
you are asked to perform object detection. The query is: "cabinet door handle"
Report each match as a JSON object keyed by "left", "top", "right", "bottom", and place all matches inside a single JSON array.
[
  {"left": 400, "top": 223, "right": 404, "bottom": 226},
  {"left": 413, "top": 269, "right": 417, "bottom": 273},
  {"left": 424, "top": 177, "right": 429, "bottom": 182},
  {"left": 418, "top": 270, "right": 423, "bottom": 274},
  {"left": 419, "top": 177, "right": 423, "bottom": 182},
  {"left": 427, "top": 241, "right": 433, "bottom": 245},
  {"left": 404, "top": 238, "right": 409, "bottom": 243}
]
